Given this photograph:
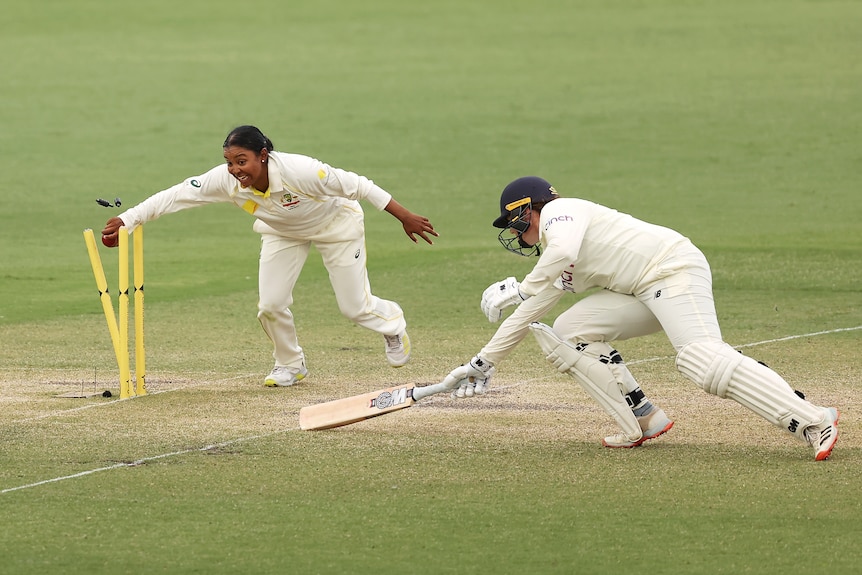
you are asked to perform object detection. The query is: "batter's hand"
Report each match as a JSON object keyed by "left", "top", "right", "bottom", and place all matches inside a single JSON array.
[
  {"left": 481, "top": 277, "right": 525, "bottom": 322},
  {"left": 451, "top": 367, "right": 495, "bottom": 399},
  {"left": 450, "top": 356, "right": 494, "bottom": 399},
  {"left": 100, "top": 217, "right": 126, "bottom": 248}
]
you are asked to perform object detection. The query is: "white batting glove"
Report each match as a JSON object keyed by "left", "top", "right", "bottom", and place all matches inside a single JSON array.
[
  {"left": 467, "top": 355, "right": 493, "bottom": 378},
  {"left": 480, "top": 277, "right": 526, "bottom": 322},
  {"left": 451, "top": 356, "right": 495, "bottom": 399}
]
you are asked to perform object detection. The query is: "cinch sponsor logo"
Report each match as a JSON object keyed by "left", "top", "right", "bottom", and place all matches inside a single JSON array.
[
  {"left": 369, "top": 388, "right": 409, "bottom": 409},
  {"left": 544, "top": 215, "right": 573, "bottom": 230}
]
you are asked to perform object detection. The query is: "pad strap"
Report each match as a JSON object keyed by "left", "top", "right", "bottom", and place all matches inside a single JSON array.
[{"left": 531, "top": 323, "right": 642, "bottom": 441}]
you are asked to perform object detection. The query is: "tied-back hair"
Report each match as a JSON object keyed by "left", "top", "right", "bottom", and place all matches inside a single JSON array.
[
  {"left": 531, "top": 199, "right": 556, "bottom": 213},
  {"left": 223, "top": 125, "right": 275, "bottom": 152}
]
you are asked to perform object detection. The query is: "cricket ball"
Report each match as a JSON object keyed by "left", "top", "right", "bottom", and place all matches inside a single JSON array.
[{"left": 102, "top": 234, "right": 118, "bottom": 248}]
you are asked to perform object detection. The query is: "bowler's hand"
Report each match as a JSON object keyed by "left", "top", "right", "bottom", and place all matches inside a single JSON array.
[
  {"left": 384, "top": 199, "right": 439, "bottom": 245},
  {"left": 100, "top": 217, "right": 125, "bottom": 248},
  {"left": 401, "top": 212, "right": 438, "bottom": 245}
]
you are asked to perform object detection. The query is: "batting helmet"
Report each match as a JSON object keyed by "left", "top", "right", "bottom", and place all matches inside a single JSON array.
[{"left": 492, "top": 176, "right": 559, "bottom": 228}]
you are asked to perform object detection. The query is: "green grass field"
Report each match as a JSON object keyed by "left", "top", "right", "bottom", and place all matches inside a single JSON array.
[{"left": 1, "top": 1, "right": 860, "bottom": 573}]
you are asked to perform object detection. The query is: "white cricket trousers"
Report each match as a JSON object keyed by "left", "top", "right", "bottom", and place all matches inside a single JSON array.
[
  {"left": 256, "top": 232, "right": 406, "bottom": 368},
  {"left": 553, "top": 242, "right": 722, "bottom": 350}
]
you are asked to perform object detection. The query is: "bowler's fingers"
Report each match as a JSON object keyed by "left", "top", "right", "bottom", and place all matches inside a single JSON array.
[
  {"left": 101, "top": 217, "right": 124, "bottom": 236},
  {"left": 414, "top": 231, "right": 437, "bottom": 245},
  {"left": 100, "top": 217, "right": 126, "bottom": 248},
  {"left": 406, "top": 221, "right": 438, "bottom": 245}
]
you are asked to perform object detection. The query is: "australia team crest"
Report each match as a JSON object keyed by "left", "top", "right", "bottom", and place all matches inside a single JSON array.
[{"left": 280, "top": 192, "right": 300, "bottom": 209}]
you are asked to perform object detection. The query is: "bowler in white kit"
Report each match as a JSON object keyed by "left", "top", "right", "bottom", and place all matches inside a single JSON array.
[{"left": 101, "top": 125, "right": 437, "bottom": 387}]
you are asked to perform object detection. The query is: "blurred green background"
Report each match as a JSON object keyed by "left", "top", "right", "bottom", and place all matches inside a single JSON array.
[
  {"left": 1, "top": 0, "right": 858, "bottom": 330},
  {"left": 1, "top": 1, "right": 860, "bottom": 574}
]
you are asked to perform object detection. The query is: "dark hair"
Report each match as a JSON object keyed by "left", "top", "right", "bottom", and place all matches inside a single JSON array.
[
  {"left": 223, "top": 125, "right": 274, "bottom": 152},
  {"left": 531, "top": 199, "right": 556, "bottom": 213}
]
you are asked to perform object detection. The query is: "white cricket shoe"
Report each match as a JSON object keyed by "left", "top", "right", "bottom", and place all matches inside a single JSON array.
[
  {"left": 602, "top": 408, "right": 674, "bottom": 448},
  {"left": 805, "top": 407, "right": 839, "bottom": 461},
  {"left": 264, "top": 364, "right": 308, "bottom": 387},
  {"left": 384, "top": 331, "right": 411, "bottom": 368}
]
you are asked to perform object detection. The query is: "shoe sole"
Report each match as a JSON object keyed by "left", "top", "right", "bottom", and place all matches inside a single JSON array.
[
  {"left": 814, "top": 409, "right": 840, "bottom": 461},
  {"left": 603, "top": 420, "right": 674, "bottom": 449},
  {"left": 264, "top": 372, "right": 307, "bottom": 388}
]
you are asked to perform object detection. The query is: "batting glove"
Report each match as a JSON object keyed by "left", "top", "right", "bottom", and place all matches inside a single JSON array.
[
  {"left": 467, "top": 355, "right": 493, "bottom": 378},
  {"left": 451, "top": 356, "right": 495, "bottom": 399},
  {"left": 480, "top": 277, "right": 526, "bottom": 322}
]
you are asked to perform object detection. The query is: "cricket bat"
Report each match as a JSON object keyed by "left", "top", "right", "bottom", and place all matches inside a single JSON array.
[{"left": 299, "top": 366, "right": 469, "bottom": 430}]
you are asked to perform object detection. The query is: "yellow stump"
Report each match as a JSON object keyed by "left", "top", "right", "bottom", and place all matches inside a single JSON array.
[
  {"left": 133, "top": 226, "right": 147, "bottom": 396},
  {"left": 84, "top": 226, "right": 147, "bottom": 399},
  {"left": 83, "top": 229, "right": 124, "bottom": 391},
  {"left": 118, "top": 227, "right": 132, "bottom": 399}
]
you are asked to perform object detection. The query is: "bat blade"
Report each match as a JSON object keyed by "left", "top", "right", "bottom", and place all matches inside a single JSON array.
[
  {"left": 298, "top": 367, "right": 468, "bottom": 431},
  {"left": 299, "top": 384, "right": 417, "bottom": 430}
]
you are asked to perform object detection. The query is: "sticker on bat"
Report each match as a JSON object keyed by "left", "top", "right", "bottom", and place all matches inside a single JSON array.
[{"left": 369, "top": 387, "right": 412, "bottom": 409}]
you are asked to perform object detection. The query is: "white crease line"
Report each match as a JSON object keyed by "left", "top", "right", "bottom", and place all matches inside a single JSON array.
[
  {"left": 628, "top": 325, "right": 862, "bottom": 366},
  {"left": 3, "top": 324, "right": 859, "bottom": 494},
  {"left": 10, "top": 373, "right": 259, "bottom": 424},
  {"left": 13, "top": 389, "right": 171, "bottom": 422},
  {"left": 734, "top": 325, "right": 862, "bottom": 347},
  {"left": 0, "top": 430, "right": 287, "bottom": 494}
]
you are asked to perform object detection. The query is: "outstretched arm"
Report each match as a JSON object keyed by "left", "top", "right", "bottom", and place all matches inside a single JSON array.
[
  {"left": 384, "top": 198, "right": 438, "bottom": 245},
  {"left": 97, "top": 165, "right": 235, "bottom": 247}
]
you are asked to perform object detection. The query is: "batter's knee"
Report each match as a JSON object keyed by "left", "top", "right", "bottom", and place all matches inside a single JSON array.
[{"left": 675, "top": 341, "right": 743, "bottom": 397}]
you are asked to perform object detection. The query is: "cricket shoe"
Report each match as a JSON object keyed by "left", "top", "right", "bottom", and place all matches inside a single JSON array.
[
  {"left": 264, "top": 363, "right": 308, "bottom": 387},
  {"left": 602, "top": 408, "right": 674, "bottom": 448},
  {"left": 384, "top": 331, "right": 411, "bottom": 368},
  {"left": 804, "top": 407, "right": 839, "bottom": 461}
]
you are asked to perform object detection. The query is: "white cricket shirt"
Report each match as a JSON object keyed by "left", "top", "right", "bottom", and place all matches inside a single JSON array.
[
  {"left": 479, "top": 198, "right": 692, "bottom": 363},
  {"left": 118, "top": 151, "right": 393, "bottom": 242}
]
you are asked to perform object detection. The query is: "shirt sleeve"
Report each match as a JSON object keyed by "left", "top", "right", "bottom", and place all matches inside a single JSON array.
[
  {"left": 118, "top": 165, "right": 234, "bottom": 231},
  {"left": 478, "top": 287, "right": 565, "bottom": 365},
  {"left": 312, "top": 160, "right": 393, "bottom": 210}
]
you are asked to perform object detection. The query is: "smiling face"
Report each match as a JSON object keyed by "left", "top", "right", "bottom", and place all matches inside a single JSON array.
[{"left": 223, "top": 146, "right": 269, "bottom": 191}]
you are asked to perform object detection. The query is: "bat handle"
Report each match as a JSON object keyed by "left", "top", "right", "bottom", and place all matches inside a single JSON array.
[{"left": 412, "top": 365, "right": 469, "bottom": 402}]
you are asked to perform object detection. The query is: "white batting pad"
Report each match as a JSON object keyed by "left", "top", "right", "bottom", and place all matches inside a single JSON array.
[
  {"left": 676, "top": 341, "right": 825, "bottom": 441},
  {"left": 530, "top": 322, "right": 641, "bottom": 441}
]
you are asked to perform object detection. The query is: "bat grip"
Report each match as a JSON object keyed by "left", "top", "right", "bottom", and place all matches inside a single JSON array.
[{"left": 412, "top": 365, "right": 469, "bottom": 402}]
